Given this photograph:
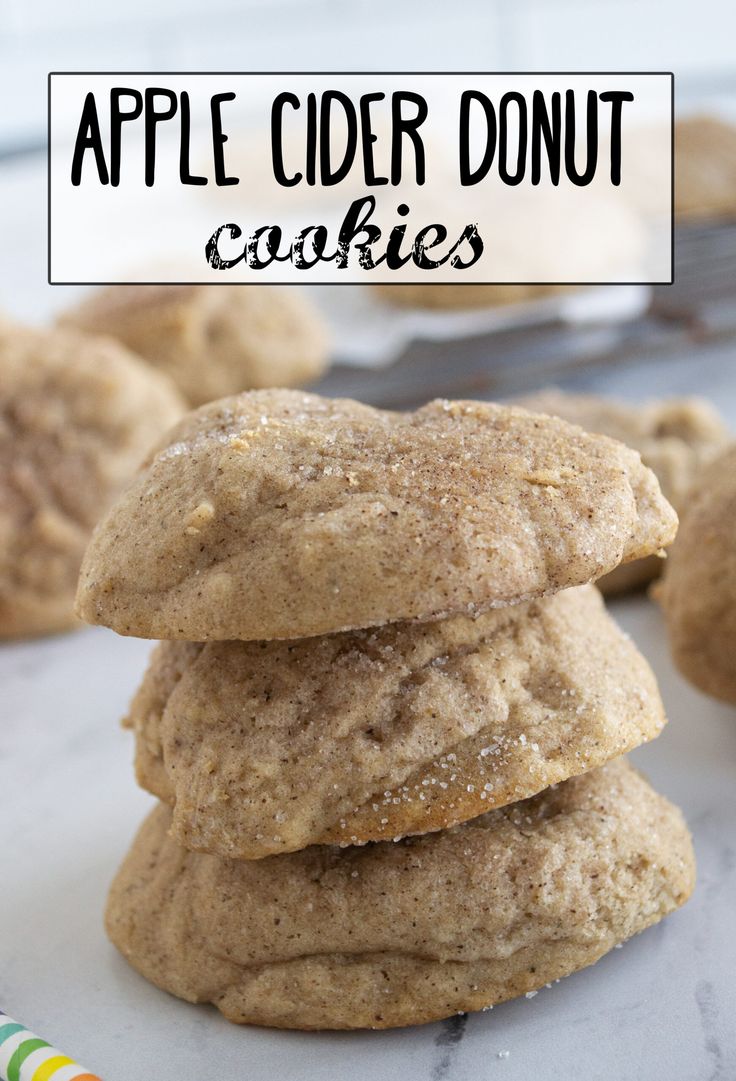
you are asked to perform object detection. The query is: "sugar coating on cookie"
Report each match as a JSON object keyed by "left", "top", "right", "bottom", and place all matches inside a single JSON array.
[
  {"left": 59, "top": 284, "right": 330, "bottom": 406},
  {"left": 659, "top": 444, "right": 736, "bottom": 704},
  {"left": 129, "top": 586, "right": 665, "bottom": 858},
  {"left": 105, "top": 759, "right": 695, "bottom": 1030},
  {"left": 515, "top": 390, "right": 728, "bottom": 594},
  {"left": 76, "top": 390, "right": 677, "bottom": 641},
  {"left": 0, "top": 322, "right": 185, "bottom": 639}
]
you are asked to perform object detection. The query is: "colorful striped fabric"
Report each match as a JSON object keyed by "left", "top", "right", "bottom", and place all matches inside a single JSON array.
[{"left": 0, "top": 1012, "right": 101, "bottom": 1081}]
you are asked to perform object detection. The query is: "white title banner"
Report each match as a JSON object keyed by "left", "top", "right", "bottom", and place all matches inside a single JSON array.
[{"left": 48, "top": 72, "right": 673, "bottom": 285}]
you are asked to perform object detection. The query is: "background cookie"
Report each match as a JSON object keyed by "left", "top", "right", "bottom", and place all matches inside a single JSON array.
[
  {"left": 675, "top": 115, "right": 736, "bottom": 220},
  {"left": 106, "top": 760, "right": 695, "bottom": 1030},
  {"left": 130, "top": 586, "right": 665, "bottom": 858},
  {"left": 59, "top": 284, "right": 330, "bottom": 406},
  {"left": 374, "top": 283, "right": 569, "bottom": 310},
  {"left": 76, "top": 391, "right": 677, "bottom": 640},
  {"left": 658, "top": 444, "right": 736, "bottom": 703},
  {"left": 0, "top": 322, "right": 185, "bottom": 638},
  {"left": 515, "top": 390, "right": 728, "bottom": 594}
]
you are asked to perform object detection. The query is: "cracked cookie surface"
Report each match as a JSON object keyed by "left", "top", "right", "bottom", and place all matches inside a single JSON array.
[
  {"left": 129, "top": 586, "right": 665, "bottom": 858},
  {"left": 105, "top": 759, "right": 695, "bottom": 1029},
  {"left": 76, "top": 390, "right": 677, "bottom": 640}
]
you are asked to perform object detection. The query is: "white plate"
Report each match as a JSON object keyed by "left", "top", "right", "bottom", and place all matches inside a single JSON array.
[{"left": 1, "top": 595, "right": 734, "bottom": 1081}]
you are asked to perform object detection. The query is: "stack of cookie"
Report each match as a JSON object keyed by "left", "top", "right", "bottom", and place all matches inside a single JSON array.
[{"left": 76, "top": 390, "right": 695, "bottom": 1030}]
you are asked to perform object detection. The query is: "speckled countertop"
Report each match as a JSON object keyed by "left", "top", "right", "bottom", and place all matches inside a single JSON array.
[{"left": 1, "top": 598, "right": 735, "bottom": 1081}]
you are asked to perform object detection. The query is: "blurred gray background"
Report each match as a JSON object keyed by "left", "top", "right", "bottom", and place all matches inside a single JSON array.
[
  {"left": 2, "top": 0, "right": 736, "bottom": 155},
  {"left": 1, "top": 0, "right": 736, "bottom": 418}
]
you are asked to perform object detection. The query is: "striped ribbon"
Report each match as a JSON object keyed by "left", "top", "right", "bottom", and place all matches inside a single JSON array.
[{"left": 0, "top": 1012, "right": 101, "bottom": 1081}]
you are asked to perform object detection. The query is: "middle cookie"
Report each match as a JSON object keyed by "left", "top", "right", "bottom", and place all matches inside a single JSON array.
[{"left": 129, "top": 585, "right": 665, "bottom": 859}]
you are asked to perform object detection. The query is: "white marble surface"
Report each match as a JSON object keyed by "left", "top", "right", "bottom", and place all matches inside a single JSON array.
[
  {"left": 2, "top": 146, "right": 736, "bottom": 1080},
  {"left": 1, "top": 595, "right": 735, "bottom": 1081}
]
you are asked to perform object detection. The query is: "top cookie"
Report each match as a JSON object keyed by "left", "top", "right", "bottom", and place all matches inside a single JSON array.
[
  {"left": 76, "top": 390, "right": 677, "bottom": 640},
  {"left": 0, "top": 322, "right": 185, "bottom": 638},
  {"left": 59, "top": 285, "right": 330, "bottom": 407}
]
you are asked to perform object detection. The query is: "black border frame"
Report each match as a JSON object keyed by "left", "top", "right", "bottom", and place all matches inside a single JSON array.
[{"left": 47, "top": 71, "right": 675, "bottom": 287}]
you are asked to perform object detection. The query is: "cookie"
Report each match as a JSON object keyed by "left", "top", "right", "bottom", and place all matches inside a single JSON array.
[
  {"left": 129, "top": 586, "right": 665, "bottom": 858},
  {"left": 514, "top": 390, "right": 728, "bottom": 594},
  {"left": 374, "top": 283, "right": 568, "bottom": 310},
  {"left": 106, "top": 759, "right": 694, "bottom": 1030},
  {"left": 59, "top": 285, "right": 330, "bottom": 407},
  {"left": 76, "top": 391, "right": 677, "bottom": 641},
  {"left": 675, "top": 115, "right": 736, "bottom": 220},
  {"left": 658, "top": 444, "right": 736, "bottom": 703},
  {"left": 0, "top": 323, "right": 185, "bottom": 639}
]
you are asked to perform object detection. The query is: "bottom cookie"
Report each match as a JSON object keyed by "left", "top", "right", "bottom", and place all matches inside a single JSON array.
[{"left": 106, "top": 759, "right": 694, "bottom": 1030}]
